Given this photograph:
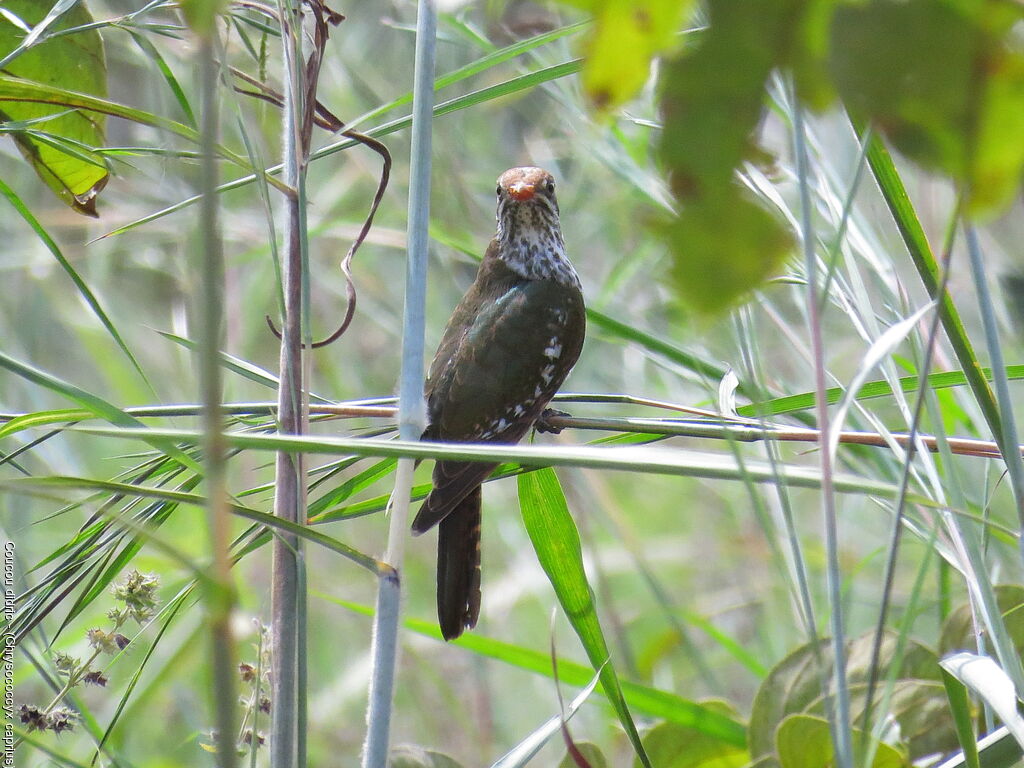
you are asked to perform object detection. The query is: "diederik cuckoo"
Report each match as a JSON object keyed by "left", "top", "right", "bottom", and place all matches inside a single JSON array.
[{"left": 412, "top": 166, "right": 586, "bottom": 641}]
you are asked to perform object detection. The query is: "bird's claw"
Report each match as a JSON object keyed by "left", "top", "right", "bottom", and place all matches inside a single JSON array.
[{"left": 535, "top": 408, "right": 570, "bottom": 434}]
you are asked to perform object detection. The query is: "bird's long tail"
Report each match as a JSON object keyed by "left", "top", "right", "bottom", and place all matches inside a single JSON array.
[{"left": 436, "top": 485, "right": 482, "bottom": 641}]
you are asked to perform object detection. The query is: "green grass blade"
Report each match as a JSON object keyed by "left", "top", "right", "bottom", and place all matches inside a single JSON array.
[
  {"left": 157, "top": 331, "right": 332, "bottom": 402},
  {"left": 351, "top": 19, "right": 589, "bottom": 129},
  {"left": 79, "top": 425, "right": 908, "bottom": 498},
  {"left": 518, "top": 467, "right": 651, "bottom": 768},
  {"left": 0, "top": 349, "right": 200, "bottom": 474},
  {"left": 737, "top": 365, "right": 1024, "bottom": 418},
  {"left": 2, "top": 475, "right": 378, "bottom": 572},
  {"left": 128, "top": 29, "right": 196, "bottom": 127},
  {"left": 942, "top": 667, "right": 982, "bottom": 768},
  {"left": 0, "top": 177, "right": 152, "bottom": 390},
  {"left": 859, "top": 128, "right": 1001, "bottom": 444},
  {"left": 322, "top": 594, "right": 748, "bottom": 747},
  {"left": 99, "top": 57, "right": 585, "bottom": 239}
]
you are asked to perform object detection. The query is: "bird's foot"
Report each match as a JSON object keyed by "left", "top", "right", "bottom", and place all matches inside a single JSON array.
[{"left": 535, "top": 408, "right": 571, "bottom": 434}]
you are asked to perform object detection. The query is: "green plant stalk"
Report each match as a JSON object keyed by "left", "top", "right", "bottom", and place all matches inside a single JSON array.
[
  {"left": 362, "top": 0, "right": 435, "bottom": 764},
  {"left": 78, "top": 426, "right": 912, "bottom": 504},
  {"left": 794, "top": 98, "right": 852, "bottom": 768},
  {"left": 197, "top": 34, "right": 238, "bottom": 768},
  {"left": 270, "top": 2, "right": 307, "bottom": 766}
]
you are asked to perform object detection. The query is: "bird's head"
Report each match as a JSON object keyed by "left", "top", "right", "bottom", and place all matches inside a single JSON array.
[
  {"left": 496, "top": 166, "right": 559, "bottom": 220},
  {"left": 493, "top": 166, "right": 577, "bottom": 287}
]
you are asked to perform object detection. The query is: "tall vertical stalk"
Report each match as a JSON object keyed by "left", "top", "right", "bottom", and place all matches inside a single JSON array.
[
  {"left": 793, "top": 98, "right": 852, "bottom": 768},
  {"left": 270, "top": 1, "right": 307, "bottom": 766},
  {"left": 362, "top": 1, "right": 436, "bottom": 765},
  {"left": 197, "top": 28, "right": 238, "bottom": 768}
]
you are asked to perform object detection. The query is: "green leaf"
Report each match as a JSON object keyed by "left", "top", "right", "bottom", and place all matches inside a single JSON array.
[
  {"left": 775, "top": 715, "right": 905, "bottom": 768},
  {"left": 637, "top": 716, "right": 749, "bottom": 768},
  {"left": 749, "top": 632, "right": 956, "bottom": 762},
  {"left": 661, "top": 189, "right": 794, "bottom": 314},
  {"left": 517, "top": 468, "right": 651, "bottom": 768},
  {"left": 831, "top": 0, "right": 1024, "bottom": 214},
  {"left": 567, "top": 0, "right": 694, "bottom": 112},
  {"left": 656, "top": 0, "right": 798, "bottom": 313},
  {"left": 738, "top": 365, "right": 1024, "bottom": 419},
  {"left": 560, "top": 743, "right": 609, "bottom": 768},
  {"left": 389, "top": 745, "right": 463, "bottom": 768},
  {"left": 939, "top": 586, "right": 1024, "bottom": 662},
  {"left": 0, "top": 0, "right": 107, "bottom": 215}
]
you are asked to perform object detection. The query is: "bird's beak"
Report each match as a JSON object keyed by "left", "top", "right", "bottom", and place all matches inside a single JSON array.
[{"left": 506, "top": 181, "right": 535, "bottom": 201}]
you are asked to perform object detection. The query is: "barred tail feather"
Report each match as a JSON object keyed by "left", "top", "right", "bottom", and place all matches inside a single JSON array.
[{"left": 436, "top": 486, "right": 482, "bottom": 641}]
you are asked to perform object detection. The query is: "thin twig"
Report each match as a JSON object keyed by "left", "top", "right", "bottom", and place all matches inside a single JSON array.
[{"left": 227, "top": 62, "right": 393, "bottom": 349}]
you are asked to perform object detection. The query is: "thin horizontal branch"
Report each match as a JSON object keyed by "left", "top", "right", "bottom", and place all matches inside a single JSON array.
[{"left": 4, "top": 396, "right": 1013, "bottom": 459}]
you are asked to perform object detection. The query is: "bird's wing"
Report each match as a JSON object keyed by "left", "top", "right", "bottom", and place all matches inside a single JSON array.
[
  {"left": 431, "top": 280, "right": 584, "bottom": 439},
  {"left": 413, "top": 280, "right": 585, "bottom": 533}
]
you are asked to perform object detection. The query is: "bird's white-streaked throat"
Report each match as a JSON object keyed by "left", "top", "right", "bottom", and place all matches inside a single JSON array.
[{"left": 495, "top": 197, "right": 581, "bottom": 290}]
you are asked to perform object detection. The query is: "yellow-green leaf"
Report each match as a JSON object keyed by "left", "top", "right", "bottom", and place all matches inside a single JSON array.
[
  {"left": 776, "top": 715, "right": 906, "bottom": 768},
  {"left": 569, "top": 0, "right": 694, "bottom": 112},
  {"left": 0, "top": 0, "right": 107, "bottom": 215}
]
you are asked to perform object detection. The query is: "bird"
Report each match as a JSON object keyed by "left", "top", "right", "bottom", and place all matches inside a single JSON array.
[{"left": 412, "top": 166, "right": 586, "bottom": 641}]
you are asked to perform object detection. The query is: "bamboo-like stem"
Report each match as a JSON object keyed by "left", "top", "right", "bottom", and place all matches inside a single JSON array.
[
  {"left": 793, "top": 99, "right": 852, "bottom": 768},
  {"left": 363, "top": 1, "right": 435, "bottom": 765},
  {"left": 197, "top": 32, "right": 238, "bottom": 768},
  {"left": 270, "top": 1, "right": 306, "bottom": 766}
]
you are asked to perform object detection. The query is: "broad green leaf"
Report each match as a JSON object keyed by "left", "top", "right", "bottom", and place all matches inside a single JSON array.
[
  {"left": 560, "top": 743, "right": 609, "bottom": 768},
  {"left": 390, "top": 746, "right": 463, "bottom": 768},
  {"left": 749, "top": 632, "right": 955, "bottom": 762},
  {"left": 565, "top": 0, "right": 694, "bottom": 112},
  {"left": 637, "top": 716, "right": 749, "bottom": 768},
  {"left": 518, "top": 468, "right": 651, "bottom": 767},
  {"left": 831, "top": 0, "right": 1024, "bottom": 214},
  {"left": 0, "top": 0, "right": 107, "bottom": 215},
  {"left": 776, "top": 715, "right": 905, "bottom": 768}
]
